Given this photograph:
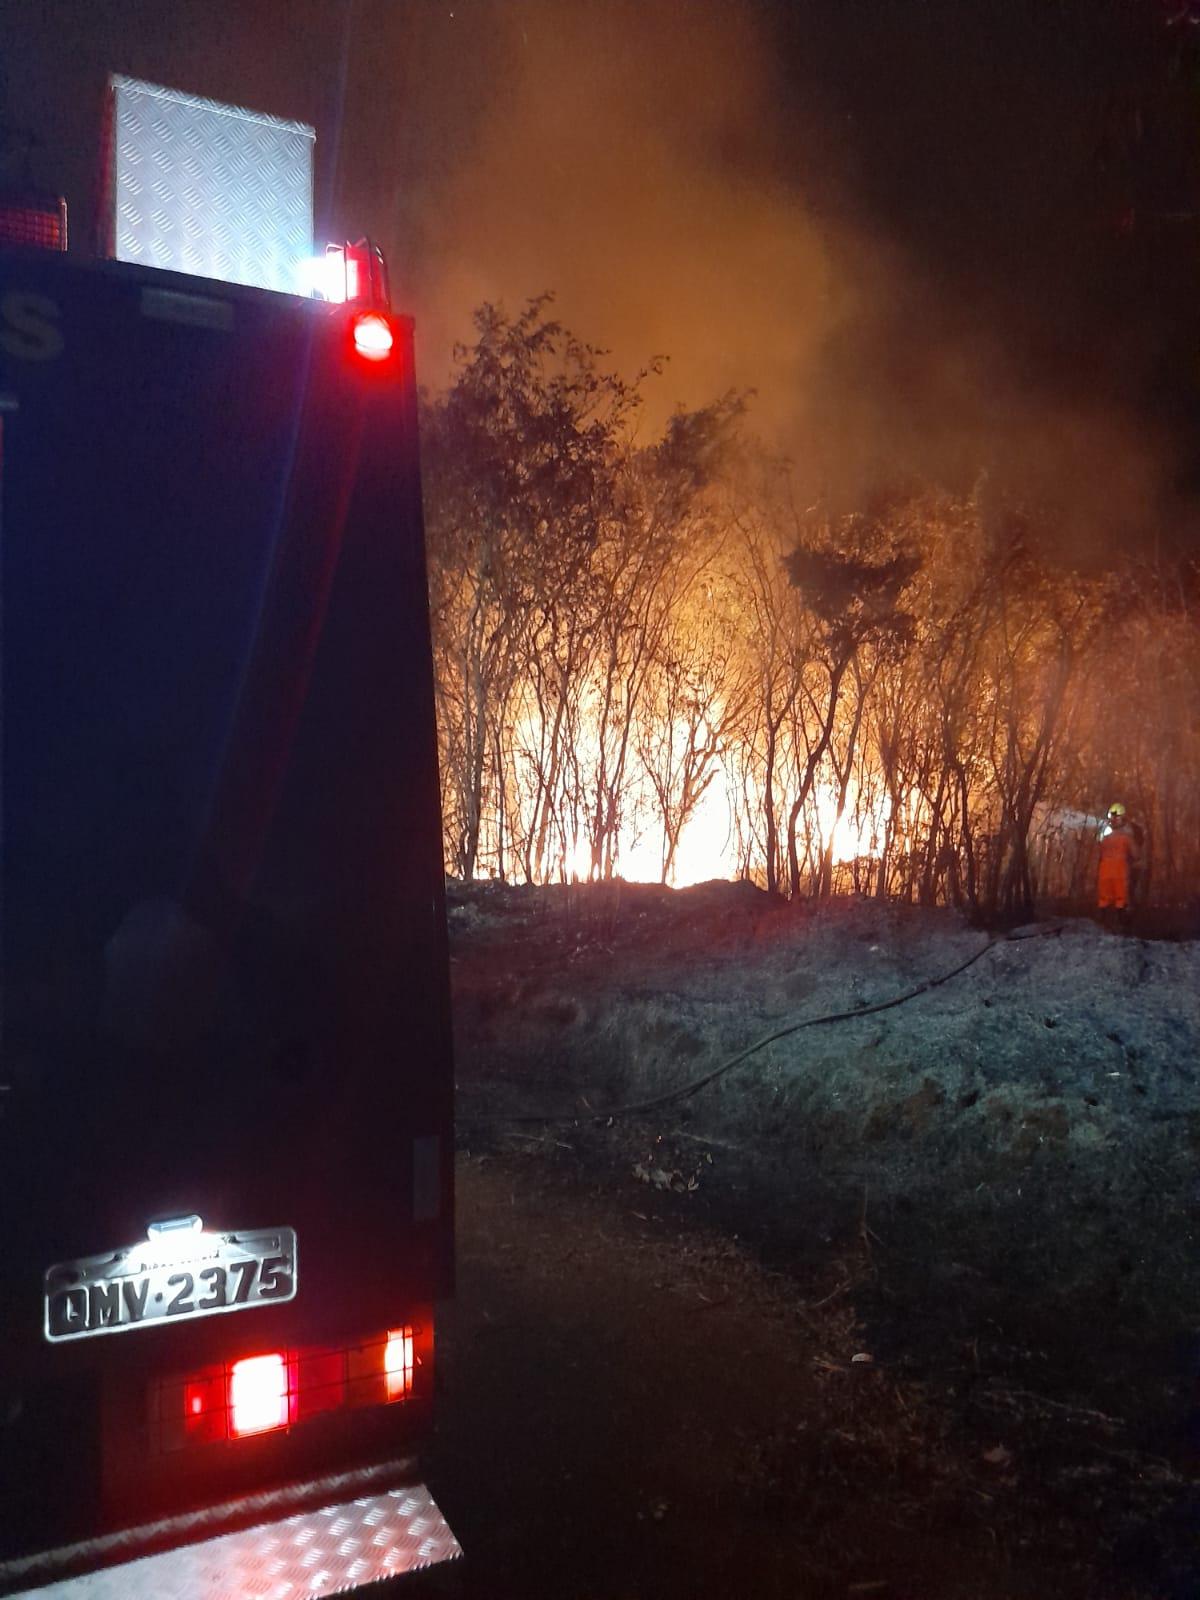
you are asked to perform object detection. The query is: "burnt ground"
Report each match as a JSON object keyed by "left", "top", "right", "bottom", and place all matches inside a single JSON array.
[{"left": 423, "top": 881, "right": 1200, "bottom": 1600}]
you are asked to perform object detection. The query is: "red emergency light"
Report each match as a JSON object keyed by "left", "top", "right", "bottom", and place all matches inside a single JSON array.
[
  {"left": 0, "top": 189, "right": 67, "bottom": 252},
  {"left": 319, "top": 238, "right": 390, "bottom": 309},
  {"left": 351, "top": 311, "right": 395, "bottom": 363}
]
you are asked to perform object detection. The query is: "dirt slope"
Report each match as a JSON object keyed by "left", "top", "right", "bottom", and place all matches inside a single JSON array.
[
  {"left": 447, "top": 881, "right": 1200, "bottom": 1596},
  {"left": 428, "top": 1152, "right": 1061, "bottom": 1600}
]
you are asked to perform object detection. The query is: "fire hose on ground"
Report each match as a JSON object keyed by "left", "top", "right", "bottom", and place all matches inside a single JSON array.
[{"left": 466, "top": 923, "right": 1066, "bottom": 1127}]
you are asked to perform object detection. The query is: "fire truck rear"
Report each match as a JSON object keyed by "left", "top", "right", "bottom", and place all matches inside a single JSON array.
[{"left": 0, "top": 77, "right": 458, "bottom": 1595}]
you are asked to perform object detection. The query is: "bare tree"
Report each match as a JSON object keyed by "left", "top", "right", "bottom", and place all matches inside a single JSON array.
[
  {"left": 779, "top": 522, "right": 919, "bottom": 900},
  {"left": 423, "top": 297, "right": 638, "bottom": 878}
]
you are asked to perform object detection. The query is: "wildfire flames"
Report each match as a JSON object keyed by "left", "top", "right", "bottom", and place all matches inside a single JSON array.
[
  {"left": 423, "top": 300, "right": 1200, "bottom": 918},
  {"left": 563, "top": 767, "right": 885, "bottom": 888}
]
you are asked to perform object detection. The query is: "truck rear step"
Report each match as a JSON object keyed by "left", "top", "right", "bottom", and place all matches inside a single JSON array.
[{"left": 0, "top": 1460, "right": 460, "bottom": 1598}]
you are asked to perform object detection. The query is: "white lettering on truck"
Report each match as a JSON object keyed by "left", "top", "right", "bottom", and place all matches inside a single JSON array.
[{"left": 0, "top": 291, "right": 64, "bottom": 361}]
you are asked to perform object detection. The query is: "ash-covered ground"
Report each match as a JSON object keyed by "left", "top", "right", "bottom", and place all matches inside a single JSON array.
[{"left": 440, "top": 881, "right": 1200, "bottom": 1598}]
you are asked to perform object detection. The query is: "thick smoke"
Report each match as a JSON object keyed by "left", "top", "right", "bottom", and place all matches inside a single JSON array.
[
  {"left": 383, "top": 2, "right": 838, "bottom": 423},
  {"left": 368, "top": 0, "right": 1181, "bottom": 561},
  {"left": 6, "top": 0, "right": 1189, "bottom": 559}
]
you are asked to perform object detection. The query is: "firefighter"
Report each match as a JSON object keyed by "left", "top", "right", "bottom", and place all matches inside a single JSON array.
[{"left": 1097, "top": 802, "right": 1138, "bottom": 923}]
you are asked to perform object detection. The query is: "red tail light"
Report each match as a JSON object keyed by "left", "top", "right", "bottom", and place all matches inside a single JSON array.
[
  {"left": 165, "top": 1326, "right": 421, "bottom": 1452},
  {"left": 229, "top": 1353, "right": 288, "bottom": 1437},
  {"left": 293, "top": 1347, "right": 346, "bottom": 1422},
  {"left": 0, "top": 190, "right": 68, "bottom": 252},
  {"left": 385, "top": 1329, "right": 415, "bottom": 1401},
  {"left": 180, "top": 1372, "right": 228, "bottom": 1445}
]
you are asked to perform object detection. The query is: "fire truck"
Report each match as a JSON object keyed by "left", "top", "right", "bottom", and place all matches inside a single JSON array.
[{"left": 0, "top": 77, "right": 459, "bottom": 1595}]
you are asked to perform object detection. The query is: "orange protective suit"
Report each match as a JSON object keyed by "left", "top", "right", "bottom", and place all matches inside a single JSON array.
[{"left": 1097, "top": 827, "right": 1135, "bottom": 910}]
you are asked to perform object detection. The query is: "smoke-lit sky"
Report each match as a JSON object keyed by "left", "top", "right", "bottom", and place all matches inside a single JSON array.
[{"left": 5, "top": 0, "right": 1199, "bottom": 555}]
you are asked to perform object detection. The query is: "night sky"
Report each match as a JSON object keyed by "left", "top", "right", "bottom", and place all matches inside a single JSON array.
[{"left": 5, "top": 0, "right": 1198, "bottom": 556}]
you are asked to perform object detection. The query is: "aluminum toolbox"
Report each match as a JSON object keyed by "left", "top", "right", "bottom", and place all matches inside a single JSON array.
[{"left": 107, "top": 76, "right": 314, "bottom": 294}]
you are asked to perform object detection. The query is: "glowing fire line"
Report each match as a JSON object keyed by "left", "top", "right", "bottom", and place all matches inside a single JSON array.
[{"left": 492, "top": 692, "right": 894, "bottom": 887}]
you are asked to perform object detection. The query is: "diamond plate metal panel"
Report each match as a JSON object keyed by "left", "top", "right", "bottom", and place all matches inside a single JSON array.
[
  {"left": 109, "top": 76, "right": 314, "bottom": 294},
  {"left": 6, "top": 1481, "right": 460, "bottom": 1599}
]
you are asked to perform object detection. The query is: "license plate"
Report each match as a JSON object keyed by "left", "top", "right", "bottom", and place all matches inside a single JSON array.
[{"left": 43, "top": 1226, "right": 298, "bottom": 1342}]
